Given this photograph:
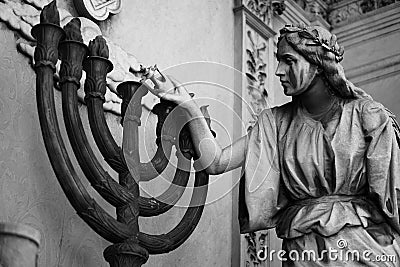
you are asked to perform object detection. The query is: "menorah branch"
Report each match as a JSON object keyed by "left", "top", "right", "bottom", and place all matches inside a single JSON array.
[
  {"left": 138, "top": 170, "right": 209, "bottom": 254},
  {"left": 59, "top": 37, "right": 137, "bottom": 207},
  {"left": 32, "top": 29, "right": 131, "bottom": 245}
]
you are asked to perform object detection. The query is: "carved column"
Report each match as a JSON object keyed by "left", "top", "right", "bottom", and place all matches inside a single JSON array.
[{"left": 233, "top": 1, "right": 281, "bottom": 266}]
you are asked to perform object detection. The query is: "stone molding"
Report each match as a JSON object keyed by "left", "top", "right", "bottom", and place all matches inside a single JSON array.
[
  {"left": 332, "top": 4, "right": 400, "bottom": 86},
  {"left": 332, "top": 2, "right": 400, "bottom": 48},
  {"left": 329, "top": 0, "right": 399, "bottom": 26},
  {"left": 346, "top": 52, "right": 400, "bottom": 86}
]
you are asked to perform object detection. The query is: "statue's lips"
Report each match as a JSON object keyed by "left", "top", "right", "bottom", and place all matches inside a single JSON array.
[{"left": 280, "top": 81, "right": 289, "bottom": 86}]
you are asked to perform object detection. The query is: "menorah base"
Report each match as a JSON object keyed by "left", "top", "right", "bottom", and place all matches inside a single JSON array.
[{"left": 104, "top": 241, "right": 149, "bottom": 267}]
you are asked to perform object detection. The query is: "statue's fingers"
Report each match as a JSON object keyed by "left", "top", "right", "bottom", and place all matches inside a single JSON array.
[
  {"left": 149, "top": 75, "right": 159, "bottom": 87},
  {"left": 167, "top": 75, "right": 181, "bottom": 88},
  {"left": 155, "top": 70, "right": 167, "bottom": 83},
  {"left": 167, "top": 75, "right": 188, "bottom": 94},
  {"left": 169, "top": 76, "right": 191, "bottom": 96}
]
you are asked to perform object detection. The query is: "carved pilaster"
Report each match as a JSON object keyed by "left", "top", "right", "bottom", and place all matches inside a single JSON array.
[
  {"left": 234, "top": 3, "right": 277, "bottom": 266},
  {"left": 244, "top": 232, "right": 269, "bottom": 266},
  {"left": 245, "top": 28, "right": 269, "bottom": 126}
]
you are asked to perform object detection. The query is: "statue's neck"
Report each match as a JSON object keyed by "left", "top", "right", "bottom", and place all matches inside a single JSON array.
[{"left": 294, "top": 76, "right": 335, "bottom": 115}]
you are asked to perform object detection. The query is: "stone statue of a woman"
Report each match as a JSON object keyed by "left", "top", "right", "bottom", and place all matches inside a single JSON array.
[{"left": 144, "top": 25, "right": 400, "bottom": 266}]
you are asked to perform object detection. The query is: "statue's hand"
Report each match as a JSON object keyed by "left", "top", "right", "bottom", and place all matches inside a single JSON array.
[{"left": 144, "top": 71, "right": 195, "bottom": 110}]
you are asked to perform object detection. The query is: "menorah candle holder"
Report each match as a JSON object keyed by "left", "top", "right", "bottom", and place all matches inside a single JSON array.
[{"left": 31, "top": 1, "right": 213, "bottom": 266}]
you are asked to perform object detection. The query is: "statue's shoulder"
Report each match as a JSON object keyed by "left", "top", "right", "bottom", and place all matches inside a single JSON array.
[
  {"left": 271, "top": 101, "right": 297, "bottom": 120},
  {"left": 256, "top": 102, "right": 296, "bottom": 131},
  {"left": 345, "top": 98, "right": 387, "bottom": 117},
  {"left": 273, "top": 101, "right": 294, "bottom": 111},
  {"left": 345, "top": 98, "right": 393, "bottom": 133}
]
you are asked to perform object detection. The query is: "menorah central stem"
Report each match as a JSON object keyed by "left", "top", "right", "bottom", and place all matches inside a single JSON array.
[{"left": 82, "top": 55, "right": 148, "bottom": 266}]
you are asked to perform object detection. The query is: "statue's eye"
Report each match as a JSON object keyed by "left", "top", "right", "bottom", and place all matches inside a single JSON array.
[{"left": 285, "top": 58, "right": 294, "bottom": 65}]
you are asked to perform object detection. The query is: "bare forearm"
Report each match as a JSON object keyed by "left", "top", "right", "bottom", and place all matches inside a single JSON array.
[
  {"left": 183, "top": 101, "right": 247, "bottom": 174},
  {"left": 142, "top": 72, "right": 246, "bottom": 173}
]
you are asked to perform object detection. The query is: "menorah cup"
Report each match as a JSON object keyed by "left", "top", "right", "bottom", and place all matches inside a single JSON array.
[{"left": 31, "top": 2, "right": 212, "bottom": 266}]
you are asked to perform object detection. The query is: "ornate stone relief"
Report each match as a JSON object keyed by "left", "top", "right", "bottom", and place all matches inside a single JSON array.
[
  {"left": 243, "top": 23, "right": 271, "bottom": 264},
  {"left": 293, "top": 0, "right": 399, "bottom": 26},
  {"left": 245, "top": 28, "right": 269, "bottom": 126},
  {"left": 328, "top": 1, "right": 364, "bottom": 25},
  {"left": 237, "top": 5, "right": 275, "bottom": 264},
  {"left": 244, "top": 232, "right": 269, "bottom": 266},
  {"left": 245, "top": 0, "right": 286, "bottom": 23},
  {"left": 294, "top": 0, "right": 329, "bottom": 21},
  {"left": 73, "top": 0, "right": 122, "bottom": 21},
  {"left": 0, "top": 0, "right": 142, "bottom": 115},
  {"left": 329, "top": 0, "right": 398, "bottom": 25}
]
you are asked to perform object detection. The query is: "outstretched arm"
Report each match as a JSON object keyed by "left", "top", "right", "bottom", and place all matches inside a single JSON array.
[
  {"left": 184, "top": 101, "right": 248, "bottom": 174},
  {"left": 143, "top": 70, "right": 247, "bottom": 174}
]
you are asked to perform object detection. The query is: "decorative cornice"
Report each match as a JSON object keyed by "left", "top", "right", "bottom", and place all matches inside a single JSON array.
[
  {"left": 346, "top": 52, "right": 400, "bottom": 86},
  {"left": 328, "top": 0, "right": 399, "bottom": 26},
  {"left": 332, "top": 3, "right": 400, "bottom": 48}
]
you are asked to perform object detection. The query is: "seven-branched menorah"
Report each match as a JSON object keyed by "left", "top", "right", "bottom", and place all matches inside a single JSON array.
[{"left": 31, "top": 1, "right": 213, "bottom": 266}]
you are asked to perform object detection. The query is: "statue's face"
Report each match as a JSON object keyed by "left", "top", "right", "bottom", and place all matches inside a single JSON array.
[{"left": 275, "top": 38, "right": 318, "bottom": 96}]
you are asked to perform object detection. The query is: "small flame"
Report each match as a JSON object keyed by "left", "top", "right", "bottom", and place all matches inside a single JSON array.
[
  {"left": 40, "top": 0, "right": 60, "bottom": 26},
  {"left": 63, "top": 18, "right": 83, "bottom": 42},
  {"left": 88, "top": 36, "right": 109, "bottom": 58}
]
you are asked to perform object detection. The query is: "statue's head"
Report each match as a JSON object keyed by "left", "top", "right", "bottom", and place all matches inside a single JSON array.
[{"left": 277, "top": 24, "right": 367, "bottom": 99}]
